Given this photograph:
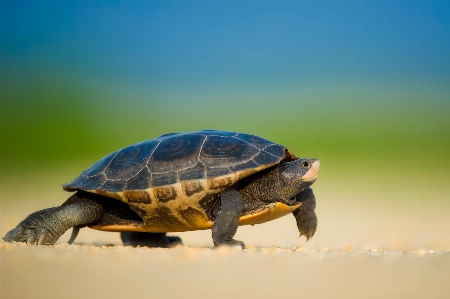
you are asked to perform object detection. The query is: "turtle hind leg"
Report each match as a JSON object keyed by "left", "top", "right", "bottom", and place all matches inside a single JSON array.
[
  {"left": 3, "top": 197, "right": 104, "bottom": 245},
  {"left": 120, "top": 232, "right": 183, "bottom": 248}
]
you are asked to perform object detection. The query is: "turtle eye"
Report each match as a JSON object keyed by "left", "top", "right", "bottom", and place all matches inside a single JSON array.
[{"left": 301, "top": 160, "right": 310, "bottom": 168}]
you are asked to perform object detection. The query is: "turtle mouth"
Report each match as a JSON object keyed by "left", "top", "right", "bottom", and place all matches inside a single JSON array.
[{"left": 300, "top": 160, "right": 320, "bottom": 181}]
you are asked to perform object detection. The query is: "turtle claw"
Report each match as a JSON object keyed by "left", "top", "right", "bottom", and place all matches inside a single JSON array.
[
  {"left": 3, "top": 224, "right": 58, "bottom": 245},
  {"left": 35, "top": 227, "right": 57, "bottom": 245},
  {"left": 26, "top": 235, "right": 35, "bottom": 245},
  {"left": 299, "top": 228, "right": 315, "bottom": 242},
  {"left": 297, "top": 214, "right": 317, "bottom": 241}
]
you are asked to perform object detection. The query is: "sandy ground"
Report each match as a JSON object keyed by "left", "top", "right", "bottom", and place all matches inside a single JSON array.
[
  {"left": 1, "top": 241, "right": 449, "bottom": 299},
  {"left": 1, "top": 175, "right": 449, "bottom": 299},
  {"left": 2, "top": 201, "right": 449, "bottom": 299}
]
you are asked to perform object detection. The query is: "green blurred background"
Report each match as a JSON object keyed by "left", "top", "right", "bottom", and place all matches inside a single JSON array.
[{"left": 1, "top": 1, "right": 449, "bottom": 248}]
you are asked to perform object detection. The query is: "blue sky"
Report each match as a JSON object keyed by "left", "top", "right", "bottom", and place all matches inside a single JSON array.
[{"left": 1, "top": 1, "right": 449, "bottom": 102}]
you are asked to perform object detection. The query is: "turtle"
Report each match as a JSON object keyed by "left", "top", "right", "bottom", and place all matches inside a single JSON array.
[{"left": 3, "top": 130, "right": 320, "bottom": 248}]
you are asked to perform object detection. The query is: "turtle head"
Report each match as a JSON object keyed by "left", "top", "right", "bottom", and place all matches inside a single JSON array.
[{"left": 278, "top": 158, "right": 320, "bottom": 201}]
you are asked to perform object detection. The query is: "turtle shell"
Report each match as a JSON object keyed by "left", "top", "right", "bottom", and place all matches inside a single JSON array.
[{"left": 63, "top": 130, "right": 299, "bottom": 232}]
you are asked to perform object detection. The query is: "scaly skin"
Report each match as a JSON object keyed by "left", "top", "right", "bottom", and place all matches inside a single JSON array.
[
  {"left": 3, "top": 199, "right": 104, "bottom": 245},
  {"left": 212, "top": 189, "right": 245, "bottom": 248},
  {"left": 292, "top": 188, "right": 317, "bottom": 240}
]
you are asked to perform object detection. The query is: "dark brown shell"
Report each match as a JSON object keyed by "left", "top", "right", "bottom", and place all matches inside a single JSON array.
[{"left": 62, "top": 130, "right": 299, "bottom": 232}]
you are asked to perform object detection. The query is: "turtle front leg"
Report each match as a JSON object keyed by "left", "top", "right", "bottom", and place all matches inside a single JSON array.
[
  {"left": 292, "top": 188, "right": 317, "bottom": 241},
  {"left": 212, "top": 189, "right": 245, "bottom": 248},
  {"left": 3, "top": 199, "right": 104, "bottom": 245}
]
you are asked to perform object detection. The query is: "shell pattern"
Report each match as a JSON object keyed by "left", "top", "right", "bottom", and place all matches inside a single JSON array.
[{"left": 63, "top": 130, "right": 297, "bottom": 232}]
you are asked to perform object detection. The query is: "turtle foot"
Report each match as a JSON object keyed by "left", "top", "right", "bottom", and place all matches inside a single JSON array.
[
  {"left": 293, "top": 188, "right": 317, "bottom": 241},
  {"left": 298, "top": 215, "right": 317, "bottom": 241},
  {"left": 3, "top": 208, "right": 62, "bottom": 245},
  {"left": 213, "top": 239, "right": 245, "bottom": 249},
  {"left": 3, "top": 226, "right": 58, "bottom": 245},
  {"left": 120, "top": 232, "right": 183, "bottom": 248},
  {"left": 166, "top": 236, "right": 183, "bottom": 247}
]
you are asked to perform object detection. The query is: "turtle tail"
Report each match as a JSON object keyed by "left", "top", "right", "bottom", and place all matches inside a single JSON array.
[{"left": 67, "top": 226, "right": 80, "bottom": 244}]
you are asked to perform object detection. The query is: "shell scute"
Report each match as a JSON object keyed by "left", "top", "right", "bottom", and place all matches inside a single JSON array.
[
  {"left": 228, "top": 159, "right": 260, "bottom": 173},
  {"left": 153, "top": 186, "right": 178, "bottom": 203},
  {"left": 105, "top": 140, "right": 159, "bottom": 180},
  {"left": 82, "top": 150, "right": 119, "bottom": 176},
  {"left": 78, "top": 174, "right": 106, "bottom": 190},
  {"left": 151, "top": 171, "right": 178, "bottom": 187},
  {"left": 125, "top": 168, "right": 151, "bottom": 190},
  {"left": 179, "top": 162, "right": 206, "bottom": 181},
  {"left": 207, "top": 176, "right": 234, "bottom": 191},
  {"left": 181, "top": 180, "right": 205, "bottom": 197},
  {"left": 62, "top": 150, "right": 118, "bottom": 190},
  {"left": 205, "top": 167, "right": 233, "bottom": 178},
  {"left": 200, "top": 135, "right": 259, "bottom": 168},
  {"left": 235, "top": 133, "right": 275, "bottom": 149},
  {"left": 63, "top": 174, "right": 88, "bottom": 191},
  {"left": 101, "top": 179, "right": 127, "bottom": 193},
  {"left": 148, "top": 134, "right": 205, "bottom": 173},
  {"left": 252, "top": 150, "right": 284, "bottom": 166},
  {"left": 229, "top": 160, "right": 264, "bottom": 181},
  {"left": 124, "top": 190, "right": 152, "bottom": 204},
  {"left": 262, "top": 144, "right": 286, "bottom": 159}
]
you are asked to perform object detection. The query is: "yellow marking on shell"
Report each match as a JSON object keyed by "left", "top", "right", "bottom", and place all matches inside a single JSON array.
[
  {"left": 126, "top": 188, "right": 159, "bottom": 210},
  {"left": 178, "top": 179, "right": 213, "bottom": 228},
  {"left": 177, "top": 206, "right": 211, "bottom": 229},
  {"left": 153, "top": 185, "right": 178, "bottom": 203},
  {"left": 151, "top": 182, "right": 207, "bottom": 229},
  {"left": 147, "top": 176, "right": 237, "bottom": 231},
  {"left": 89, "top": 202, "right": 302, "bottom": 233},
  {"left": 234, "top": 165, "right": 264, "bottom": 182},
  {"left": 129, "top": 202, "right": 152, "bottom": 217},
  {"left": 207, "top": 174, "right": 235, "bottom": 191},
  {"left": 181, "top": 179, "right": 208, "bottom": 200},
  {"left": 124, "top": 190, "right": 152, "bottom": 204}
]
